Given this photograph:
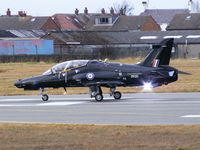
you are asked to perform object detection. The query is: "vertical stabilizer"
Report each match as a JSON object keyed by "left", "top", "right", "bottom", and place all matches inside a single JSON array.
[{"left": 140, "top": 38, "right": 174, "bottom": 67}]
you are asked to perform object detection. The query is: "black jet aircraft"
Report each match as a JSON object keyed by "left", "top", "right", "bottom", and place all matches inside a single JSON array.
[{"left": 14, "top": 38, "right": 186, "bottom": 101}]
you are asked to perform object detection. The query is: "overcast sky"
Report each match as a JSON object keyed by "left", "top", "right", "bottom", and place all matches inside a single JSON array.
[{"left": 0, "top": 0, "right": 197, "bottom": 16}]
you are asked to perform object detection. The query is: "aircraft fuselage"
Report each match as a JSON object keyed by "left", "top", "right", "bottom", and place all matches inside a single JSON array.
[{"left": 14, "top": 60, "right": 178, "bottom": 90}]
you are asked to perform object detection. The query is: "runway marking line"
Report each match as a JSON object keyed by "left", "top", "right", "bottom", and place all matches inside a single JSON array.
[
  {"left": 0, "top": 101, "right": 86, "bottom": 107},
  {"left": 181, "top": 115, "right": 200, "bottom": 118},
  {"left": 37, "top": 102, "right": 85, "bottom": 106},
  {"left": 0, "top": 99, "right": 37, "bottom": 102}
]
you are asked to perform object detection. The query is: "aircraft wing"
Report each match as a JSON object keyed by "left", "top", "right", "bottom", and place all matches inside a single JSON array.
[{"left": 84, "top": 81, "right": 125, "bottom": 87}]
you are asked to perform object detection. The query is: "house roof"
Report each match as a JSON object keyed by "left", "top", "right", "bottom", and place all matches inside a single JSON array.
[
  {"left": 45, "top": 31, "right": 110, "bottom": 44},
  {"left": 52, "top": 14, "right": 90, "bottom": 30},
  {"left": 0, "top": 16, "right": 53, "bottom": 30},
  {"left": 0, "top": 30, "right": 46, "bottom": 39},
  {"left": 140, "top": 9, "right": 190, "bottom": 24},
  {"left": 0, "top": 30, "right": 17, "bottom": 37},
  {"left": 85, "top": 15, "right": 156, "bottom": 31},
  {"left": 46, "top": 30, "right": 200, "bottom": 45},
  {"left": 167, "top": 13, "right": 200, "bottom": 30},
  {"left": 112, "top": 16, "right": 149, "bottom": 30},
  {"left": 8, "top": 30, "right": 46, "bottom": 38}
]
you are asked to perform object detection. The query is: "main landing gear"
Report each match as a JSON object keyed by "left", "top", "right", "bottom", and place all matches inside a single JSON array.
[
  {"left": 89, "top": 86, "right": 103, "bottom": 101},
  {"left": 95, "top": 94, "right": 104, "bottom": 101},
  {"left": 110, "top": 87, "right": 122, "bottom": 100},
  {"left": 89, "top": 86, "right": 122, "bottom": 102}
]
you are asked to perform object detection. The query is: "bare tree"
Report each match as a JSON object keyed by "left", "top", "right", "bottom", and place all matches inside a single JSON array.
[
  {"left": 113, "top": 0, "right": 134, "bottom": 15},
  {"left": 194, "top": 1, "right": 200, "bottom": 12},
  {"left": 190, "top": 0, "right": 200, "bottom": 13}
]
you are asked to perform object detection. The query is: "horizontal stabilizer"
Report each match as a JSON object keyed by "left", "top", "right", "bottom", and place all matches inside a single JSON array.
[{"left": 178, "top": 70, "right": 192, "bottom": 75}]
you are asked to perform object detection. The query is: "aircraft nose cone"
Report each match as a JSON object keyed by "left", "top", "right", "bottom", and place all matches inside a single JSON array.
[{"left": 14, "top": 80, "right": 23, "bottom": 88}]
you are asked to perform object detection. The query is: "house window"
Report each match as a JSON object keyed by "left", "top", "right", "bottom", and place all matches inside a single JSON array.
[
  {"left": 95, "top": 16, "right": 114, "bottom": 25},
  {"left": 99, "top": 17, "right": 109, "bottom": 24},
  {"left": 185, "top": 16, "right": 192, "bottom": 20}
]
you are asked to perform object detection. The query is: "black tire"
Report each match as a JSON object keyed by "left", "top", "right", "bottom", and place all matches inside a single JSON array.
[
  {"left": 113, "top": 91, "right": 121, "bottom": 100},
  {"left": 95, "top": 94, "right": 103, "bottom": 102},
  {"left": 42, "top": 94, "right": 49, "bottom": 101}
]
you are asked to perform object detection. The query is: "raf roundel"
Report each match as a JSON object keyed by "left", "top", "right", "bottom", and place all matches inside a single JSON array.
[{"left": 86, "top": 73, "right": 95, "bottom": 80}]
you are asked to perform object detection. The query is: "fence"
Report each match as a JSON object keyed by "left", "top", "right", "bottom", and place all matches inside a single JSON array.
[
  {"left": 54, "top": 44, "right": 151, "bottom": 58},
  {"left": 0, "top": 44, "right": 151, "bottom": 62}
]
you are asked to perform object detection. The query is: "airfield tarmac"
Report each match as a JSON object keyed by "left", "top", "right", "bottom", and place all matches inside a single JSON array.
[{"left": 0, "top": 93, "right": 199, "bottom": 125}]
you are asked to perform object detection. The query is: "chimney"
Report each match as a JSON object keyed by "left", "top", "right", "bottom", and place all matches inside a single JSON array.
[
  {"left": 120, "top": 8, "right": 124, "bottom": 15},
  {"left": 188, "top": 0, "right": 193, "bottom": 12},
  {"left": 101, "top": 8, "right": 105, "bottom": 14},
  {"left": 84, "top": 7, "right": 88, "bottom": 15},
  {"left": 18, "top": 11, "right": 27, "bottom": 17},
  {"left": 6, "top": 8, "right": 11, "bottom": 16},
  {"left": 75, "top": 8, "right": 79, "bottom": 15},
  {"left": 110, "top": 7, "right": 115, "bottom": 15},
  {"left": 142, "top": 1, "right": 148, "bottom": 12}
]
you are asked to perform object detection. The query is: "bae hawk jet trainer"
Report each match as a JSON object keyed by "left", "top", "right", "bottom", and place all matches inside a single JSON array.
[{"left": 14, "top": 38, "right": 188, "bottom": 101}]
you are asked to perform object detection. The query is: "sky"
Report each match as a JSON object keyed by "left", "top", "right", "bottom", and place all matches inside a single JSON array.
[{"left": 0, "top": 0, "right": 197, "bottom": 16}]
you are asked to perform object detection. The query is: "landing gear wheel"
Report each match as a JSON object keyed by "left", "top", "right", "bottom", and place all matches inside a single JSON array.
[
  {"left": 95, "top": 94, "right": 103, "bottom": 102},
  {"left": 42, "top": 94, "right": 49, "bottom": 101},
  {"left": 113, "top": 91, "right": 121, "bottom": 100}
]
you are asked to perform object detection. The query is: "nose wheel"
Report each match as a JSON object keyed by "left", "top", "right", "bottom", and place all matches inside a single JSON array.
[
  {"left": 40, "top": 88, "right": 49, "bottom": 101},
  {"left": 42, "top": 94, "right": 49, "bottom": 101}
]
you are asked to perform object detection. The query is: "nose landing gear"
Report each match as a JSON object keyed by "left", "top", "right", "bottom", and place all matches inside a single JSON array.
[
  {"left": 40, "top": 88, "right": 49, "bottom": 101},
  {"left": 40, "top": 87, "right": 68, "bottom": 101},
  {"left": 42, "top": 94, "right": 49, "bottom": 101}
]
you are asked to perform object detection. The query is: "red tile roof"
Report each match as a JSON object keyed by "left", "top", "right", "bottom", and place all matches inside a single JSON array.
[{"left": 52, "top": 14, "right": 84, "bottom": 30}]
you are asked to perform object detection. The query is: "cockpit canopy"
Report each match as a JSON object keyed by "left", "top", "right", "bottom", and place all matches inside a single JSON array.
[{"left": 43, "top": 60, "right": 89, "bottom": 75}]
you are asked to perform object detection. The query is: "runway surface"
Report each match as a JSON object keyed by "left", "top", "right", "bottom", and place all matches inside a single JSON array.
[{"left": 0, "top": 93, "right": 199, "bottom": 125}]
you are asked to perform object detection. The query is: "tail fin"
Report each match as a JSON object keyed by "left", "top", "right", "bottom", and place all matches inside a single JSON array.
[{"left": 140, "top": 38, "right": 174, "bottom": 67}]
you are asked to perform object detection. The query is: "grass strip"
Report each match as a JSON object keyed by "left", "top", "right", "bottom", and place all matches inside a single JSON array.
[{"left": 0, "top": 123, "right": 200, "bottom": 150}]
